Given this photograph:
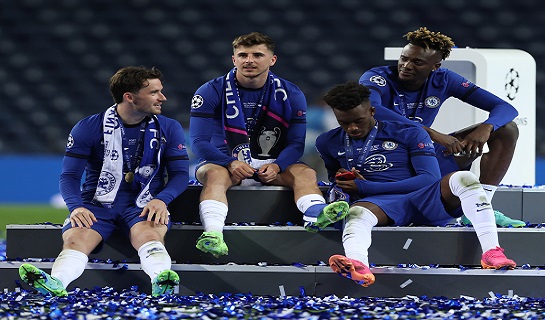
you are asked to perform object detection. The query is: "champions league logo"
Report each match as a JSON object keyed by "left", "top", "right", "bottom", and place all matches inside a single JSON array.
[
  {"left": 232, "top": 144, "right": 252, "bottom": 164},
  {"left": 505, "top": 68, "right": 519, "bottom": 101},
  {"left": 258, "top": 127, "right": 280, "bottom": 157},
  {"left": 96, "top": 171, "right": 116, "bottom": 196},
  {"left": 425, "top": 96, "right": 440, "bottom": 108},
  {"left": 66, "top": 134, "right": 74, "bottom": 148},
  {"left": 370, "top": 75, "right": 387, "bottom": 87},
  {"left": 191, "top": 95, "right": 204, "bottom": 109}
]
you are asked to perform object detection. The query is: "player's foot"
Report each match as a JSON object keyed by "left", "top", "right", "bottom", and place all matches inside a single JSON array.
[
  {"left": 460, "top": 210, "right": 525, "bottom": 228},
  {"left": 481, "top": 246, "right": 516, "bottom": 270},
  {"left": 19, "top": 263, "right": 68, "bottom": 297},
  {"left": 329, "top": 254, "right": 375, "bottom": 287},
  {"left": 196, "top": 231, "right": 228, "bottom": 258},
  {"left": 151, "top": 269, "right": 179, "bottom": 297},
  {"left": 304, "top": 201, "right": 349, "bottom": 233},
  {"left": 492, "top": 210, "right": 526, "bottom": 227}
]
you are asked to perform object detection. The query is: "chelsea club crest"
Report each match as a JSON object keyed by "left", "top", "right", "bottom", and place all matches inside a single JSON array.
[
  {"left": 425, "top": 96, "right": 440, "bottom": 108},
  {"left": 232, "top": 144, "right": 252, "bottom": 163}
]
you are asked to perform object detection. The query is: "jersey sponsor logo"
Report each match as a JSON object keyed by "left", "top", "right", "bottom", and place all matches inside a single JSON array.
[
  {"left": 461, "top": 81, "right": 470, "bottom": 88},
  {"left": 363, "top": 154, "right": 393, "bottom": 172},
  {"left": 66, "top": 134, "right": 74, "bottom": 148},
  {"left": 382, "top": 141, "right": 398, "bottom": 150},
  {"left": 96, "top": 171, "right": 116, "bottom": 196},
  {"left": 424, "top": 96, "right": 440, "bottom": 108},
  {"left": 369, "top": 75, "right": 387, "bottom": 87},
  {"left": 191, "top": 95, "right": 204, "bottom": 109}
]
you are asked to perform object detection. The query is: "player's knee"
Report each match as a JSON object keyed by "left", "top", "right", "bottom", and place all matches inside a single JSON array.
[
  {"left": 448, "top": 171, "right": 480, "bottom": 197},
  {"left": 495, "top": 121, "right": 519, "bottom": 144},
  {"left": 288, "top": 164, "right": 317, "bottom": 185},
  {"left": 198, "top": 164, "right": 230, "bottom": 185}
]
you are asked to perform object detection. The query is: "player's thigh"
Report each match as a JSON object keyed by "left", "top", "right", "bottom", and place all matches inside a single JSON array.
[
  {"left": 196, "top": 162, "right": 237, "bottom": 186},
  {"left": 273, "top": 163, "right": 315, "bottom": 187}
]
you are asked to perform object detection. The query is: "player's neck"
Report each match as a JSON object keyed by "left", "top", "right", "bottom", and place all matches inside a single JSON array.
[
  {"left": 116, "top": 104, "right": 147, "bottom": 125},
  {"left": 236, "top": 73, "right": 268, "bottom": 89},
  {"left": 400, "top": 80, "right": 426, "bottom": 92}
]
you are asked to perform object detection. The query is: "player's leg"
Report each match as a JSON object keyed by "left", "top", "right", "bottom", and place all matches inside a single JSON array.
[
  {"left": 19, "top": 205, "right": 108, "bottom": 296},
  {"left": 452, "top": 122, "right": 524, "bottom": 227},
  {"left": 130, "top": 220, "right": 178, "bottom": 297},
  {"left": 194, "top": 163, "right": 236, "bottom": 258},
  {"left": 329, "top": 202, "right": 391, "bottom": 287},
  {"left": 275, "top": 163, "right": 349, "bottom": 232},
  {"left": 441, "top": 171, "right": 516, "bottom": 269}
]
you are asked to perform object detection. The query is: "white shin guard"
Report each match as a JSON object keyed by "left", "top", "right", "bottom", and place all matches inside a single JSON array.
[
  {"left": 342, "top": 206, "right": 378, "bottom": 266},
  {"left": 138, "top": 241, "right": 172, "bottom": 280},
  {"left": 51, "top": 249, "right": 88, "bottom": 289}
]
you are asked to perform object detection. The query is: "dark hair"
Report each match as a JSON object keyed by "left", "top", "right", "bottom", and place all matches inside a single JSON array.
[
  {"left": 232, "top": 32, "right": 275, "bottom": 53},
  {"left": 323, "top": 81, "right": 371, "bottom": 111},
  {"left": 109, "top": 66, "right": 162, "bottom": 103},
  {"left": 404, "top": 27, "right": 455, "bottom": 60}
]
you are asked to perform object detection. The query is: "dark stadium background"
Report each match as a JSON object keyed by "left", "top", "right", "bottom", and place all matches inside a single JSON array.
[{"left": 1, "top": 0, "right": 544, "bottom": 204}]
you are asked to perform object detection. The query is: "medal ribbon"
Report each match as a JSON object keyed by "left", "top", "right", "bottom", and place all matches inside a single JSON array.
[
  {"left": 344, "top": 120, "right": 378, "bottom": 172},
  {"left": 118, "top": 117, "right": 148, "bottom": 183}
]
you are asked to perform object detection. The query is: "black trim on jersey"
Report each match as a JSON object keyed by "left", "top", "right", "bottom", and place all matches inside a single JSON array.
[
  {"left": 291, "top": 119, "right": 306, "bottom": 124},
  {"left": 411, "top": 151, "right": 436, "bottom": 157},
  {"left": 190, "top": 112, "right": 214, "bottom": 118},
  {"left": 459, "top": 85, "right": 479, "bottom": 102},
  {"left": 164, "top": 155, "right": 189, "bottom": 161},
  {"left": 64, "top": 152, "right": 89, "bottom": 159}
]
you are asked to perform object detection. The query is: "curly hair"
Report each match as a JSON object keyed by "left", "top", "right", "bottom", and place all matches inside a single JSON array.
[
  {"left": 404, "top": 27, "right": 455, "bottom": 60},
  {"left": 323, "top": 81, "right": 371, "bottom": 111}
]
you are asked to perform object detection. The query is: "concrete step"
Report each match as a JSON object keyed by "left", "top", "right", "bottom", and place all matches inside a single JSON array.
[
  {"left": 7, "top": 224, "right": 544, "bottom": 266},
  {"left": 3, "top": 261, "right": 544, "bottom": 298},
  {"left": 168, "top": 186, "right": 541, "bottom": 224}
]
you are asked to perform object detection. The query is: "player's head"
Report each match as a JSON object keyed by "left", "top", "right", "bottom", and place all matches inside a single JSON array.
[
  {"left": 323, "top": 81, "right": 376, "bottom": 139},
  {"left": 398, "top": 27, "right": 455, "bottom": 87},
  {"left": 232, "top": 32, "right": 277, "bottom": 83},
  {"left": 110, "top": 66, "right": 163, "bottom": 104}
]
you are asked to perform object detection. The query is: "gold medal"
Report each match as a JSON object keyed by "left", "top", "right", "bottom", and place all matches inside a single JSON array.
[{"left": 125, "top": 172, "right": 134, "bottom": 183}]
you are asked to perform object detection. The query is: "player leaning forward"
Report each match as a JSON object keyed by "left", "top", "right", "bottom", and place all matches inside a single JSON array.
[
  {"left": 316, "top": 82, "right": 516, "bottom": 287},
  {"left": 19, "top": 66, "right": 190, "bottom": 297}
]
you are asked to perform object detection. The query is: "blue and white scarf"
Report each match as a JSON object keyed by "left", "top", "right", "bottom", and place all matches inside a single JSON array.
[
  {"left": 222, "top": 68, "right": 292, "bottom": 163},
  {"left": 94, "top": 105, "right": 164, "bottom": 208}
]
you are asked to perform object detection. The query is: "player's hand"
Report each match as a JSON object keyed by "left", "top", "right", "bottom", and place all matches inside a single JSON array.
[
  {"left": 256, "top": 163, "right": 280, "bottom": 184},
  {"left": 227, "top": 160, "right": 256, "bottom": 181},
  {"left": 459, "top": 124, "right": 493, "bottom": 157},
  {"left": 139, "top": 199, "right": 170, "bottom": 225},
  {"left": 433, "top": 132, "right": 465, "bottom": 156},
  {"left": 335, "top": 168, "right": 363, "bottom": 192},
  {"left": 70, "top": 207, "right": 97, "bottom": 229}
]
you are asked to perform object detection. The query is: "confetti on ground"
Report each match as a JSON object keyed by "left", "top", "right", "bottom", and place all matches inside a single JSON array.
[{"left": 2, "top": 287, "right": 545, "bottom": 319}]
